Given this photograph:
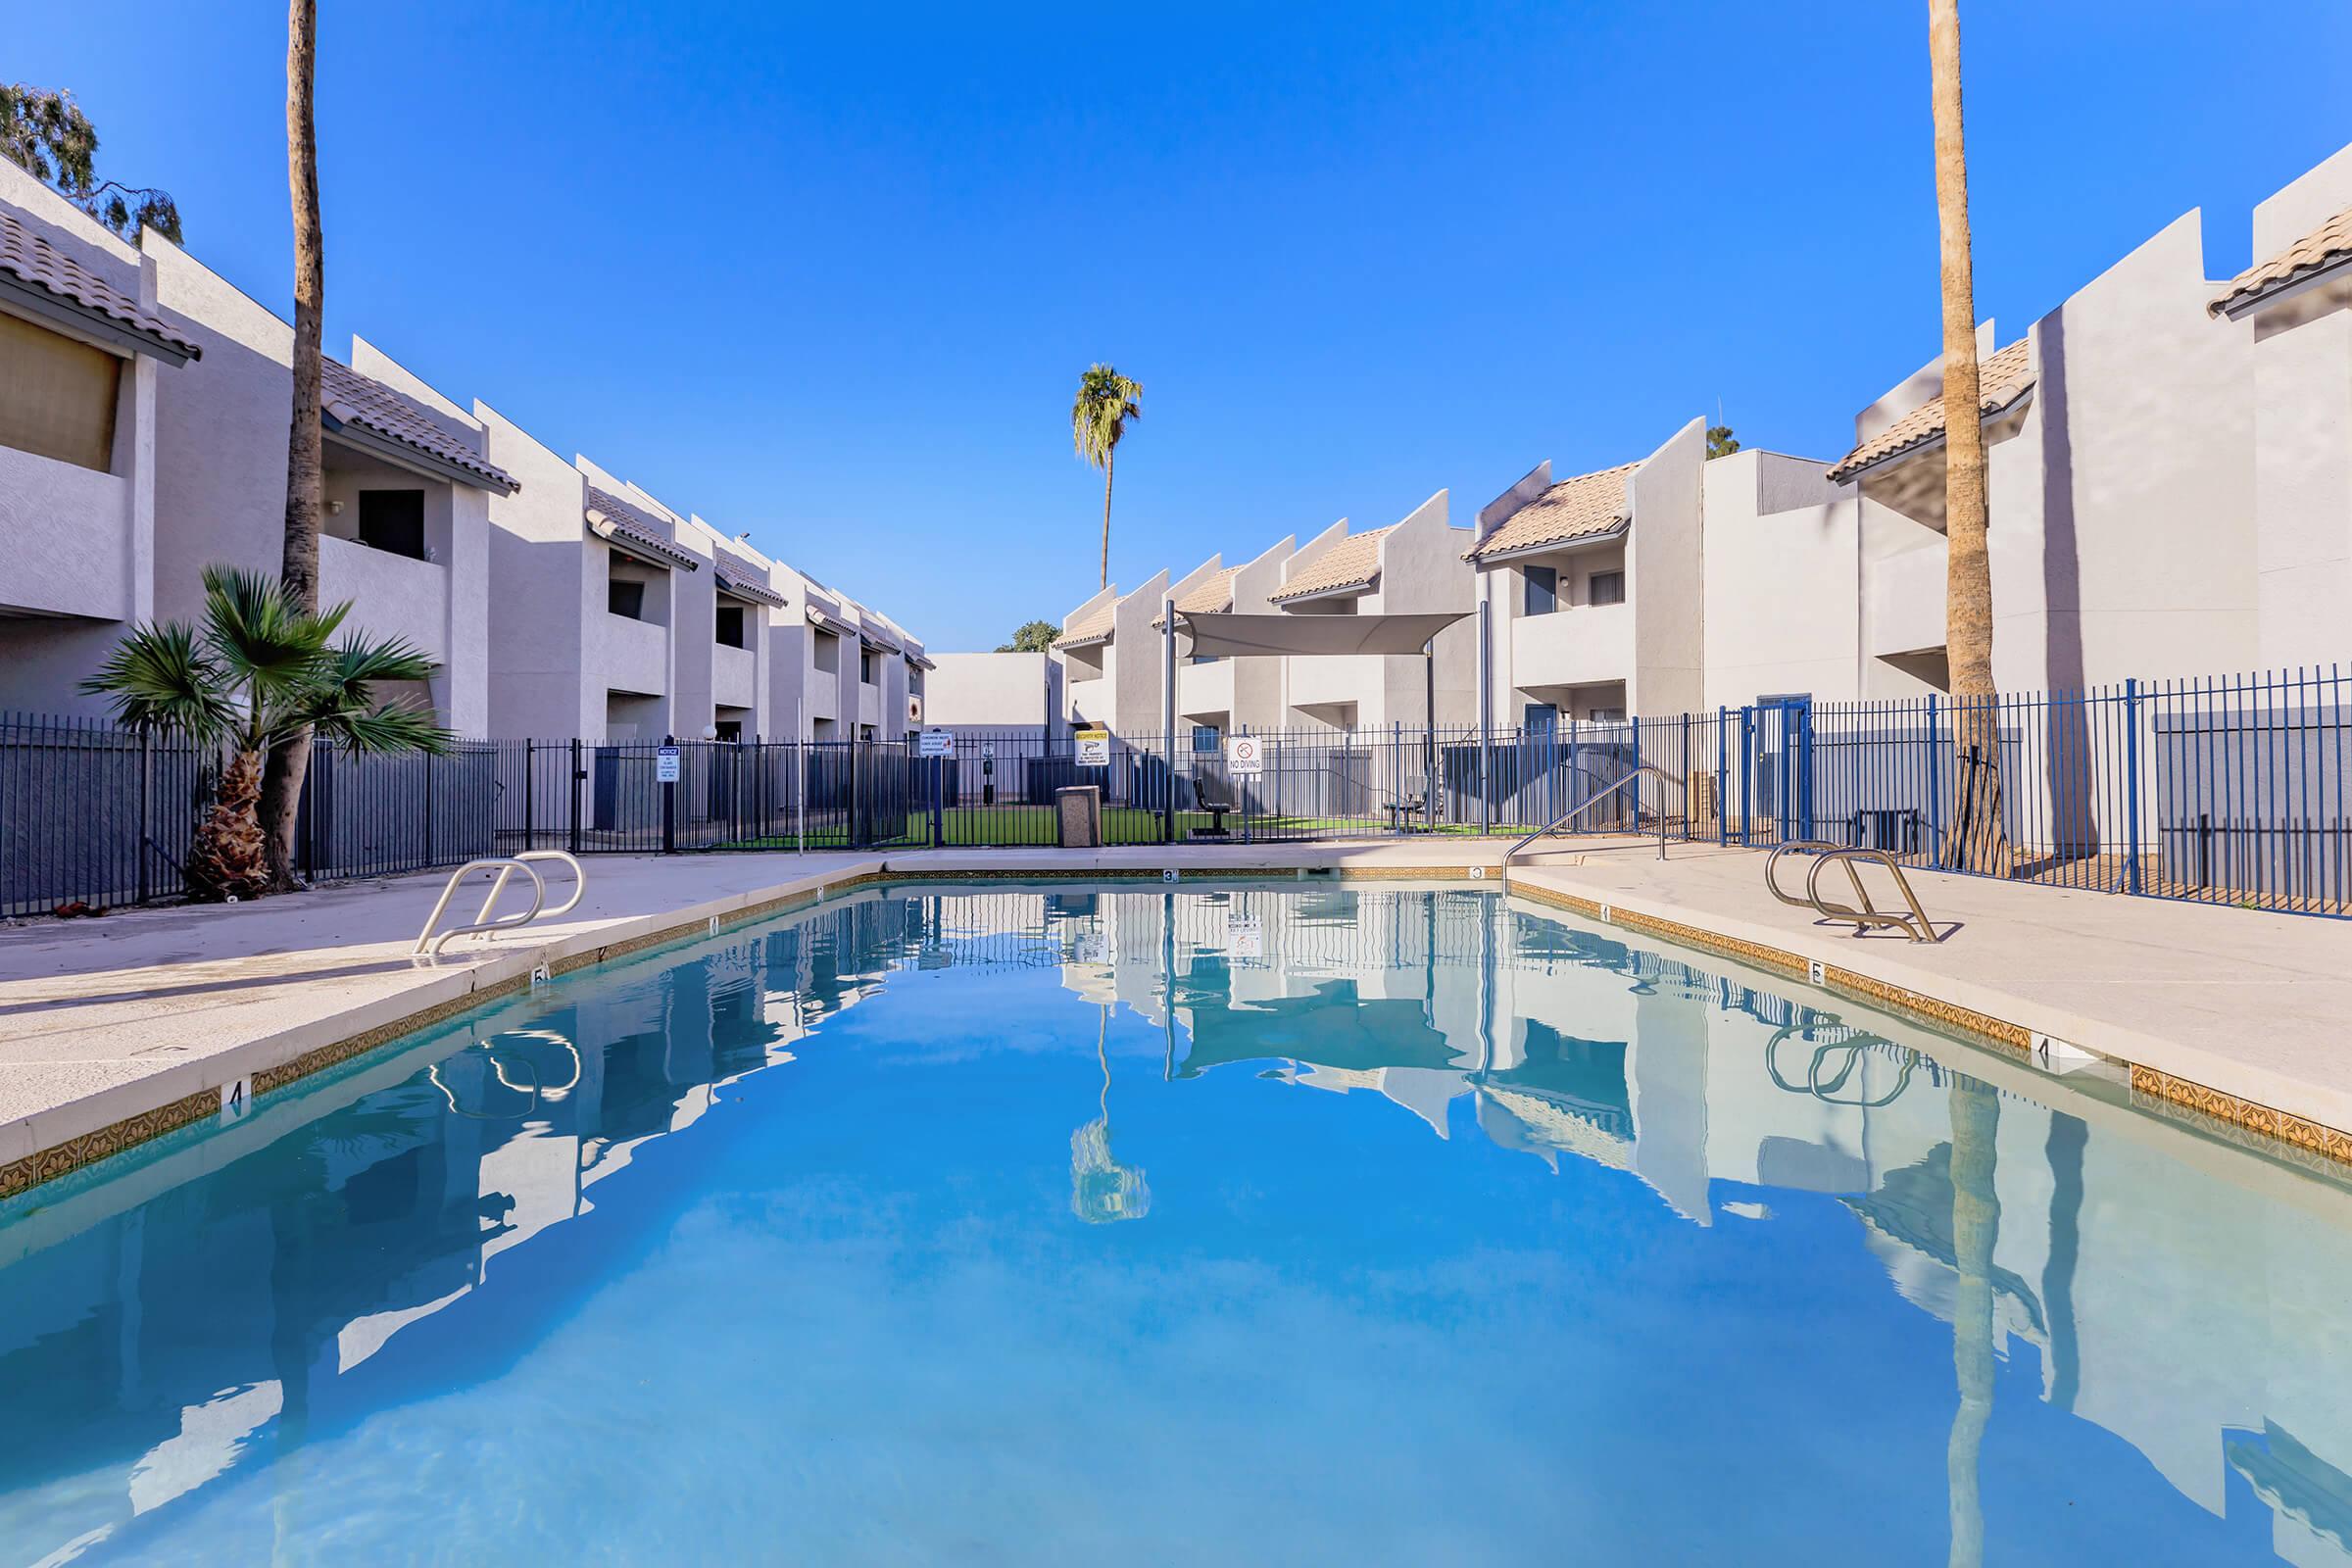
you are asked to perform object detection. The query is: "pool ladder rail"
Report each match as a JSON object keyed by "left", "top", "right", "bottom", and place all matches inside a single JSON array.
[
  {"left": 414, "top": 851, "right": 588, "bottom": 962},
  {"left": 1499, "top": 765, "right": 1688, "bottom": 883},
  {"left": 1765, "top": 840, "right": 1943, "bottom": 943}
]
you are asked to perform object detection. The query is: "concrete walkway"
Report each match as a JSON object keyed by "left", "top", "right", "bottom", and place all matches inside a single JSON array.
[{"left": 4, "top": 837, "right": 2348, "bottom": 1195}]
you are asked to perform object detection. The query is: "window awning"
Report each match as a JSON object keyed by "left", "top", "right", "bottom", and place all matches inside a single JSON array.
[{"left": 1174, "top": 610, "right": 1472, "bottom": 659}]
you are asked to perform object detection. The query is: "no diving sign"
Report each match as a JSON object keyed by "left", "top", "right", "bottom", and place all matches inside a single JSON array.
[{"left": 1225, "top": 734, "right": 1264, "bottom": 776}]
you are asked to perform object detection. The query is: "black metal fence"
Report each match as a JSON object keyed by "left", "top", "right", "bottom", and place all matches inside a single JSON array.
[{"left": 8, "top": 664, "right": 2352, "bottom": 920}]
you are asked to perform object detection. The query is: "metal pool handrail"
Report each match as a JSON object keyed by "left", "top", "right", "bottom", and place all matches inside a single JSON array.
[
  {"left": 415, "top": 851, "right": 588, "bottom": 961},
  {"left": 1766, "top": 841, "right": 1940, "bottom": 943},
  {"left": 1500, "top": 764, "right": 1688, "bottom": 881}
]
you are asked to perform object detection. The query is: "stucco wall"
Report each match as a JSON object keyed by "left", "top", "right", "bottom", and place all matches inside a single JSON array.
[
  {"left": 1701, "top": 449, "right": 1860, "bottom": 708},
  {"left": 927, "top": 652, "right": 1053, "bottom": 728},
  {"left": 479, "top": 404, "right": 597, "bottom": 738},
  {"left": 1628, "top": 418, "right": 1706, "bottom": 713}
]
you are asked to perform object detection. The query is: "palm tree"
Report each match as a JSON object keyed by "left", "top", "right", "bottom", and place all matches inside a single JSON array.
[
  {"left": 262, "top": 0, "right": 327, "bottom": 891},
  {"left": 1929, "top": 0, "right": 2010, "bottom": 873},
  {"left": 82, "top": 566, "right": 449, "bottom": 901},
  {"left": 1071, "top": 365, "right": 1143, "bottom": 591}
]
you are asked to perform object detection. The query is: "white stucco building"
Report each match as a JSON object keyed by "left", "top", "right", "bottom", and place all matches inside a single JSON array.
[{"left": 1468, "top": 419, "right": 1706, "bottom": 728}]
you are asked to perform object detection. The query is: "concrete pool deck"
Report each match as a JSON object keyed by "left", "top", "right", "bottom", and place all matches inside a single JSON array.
[{"left": 2, "top": 838, "right": 2347, "bottom": 1195}]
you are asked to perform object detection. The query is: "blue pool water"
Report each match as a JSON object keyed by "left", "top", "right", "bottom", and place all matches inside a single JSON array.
[{"left": 3, "top": 883, "right": 2350, "bottom": 1565}]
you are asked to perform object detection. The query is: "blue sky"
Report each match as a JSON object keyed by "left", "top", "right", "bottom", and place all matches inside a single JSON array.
[{"left": 14, "top": 1, "right": 2352, "bottom": 650}]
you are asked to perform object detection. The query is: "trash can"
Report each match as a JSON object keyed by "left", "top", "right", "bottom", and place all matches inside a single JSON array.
[{"left": 1055, "top": 784, "right": 1102, "bottom": 848}]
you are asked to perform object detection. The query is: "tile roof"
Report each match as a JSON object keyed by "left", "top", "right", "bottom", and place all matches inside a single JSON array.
[
  {"left": 715, "top": 567, "right": 785, "bottom": 608},
  {"left": 1465, "top": 463, "right": 1638, "bottom": 562},
  {"left": 322, "top": 360, "right": 518, "bottom": 493},
  {"left": 2210, "top": 205, "right": 2352, "bottom": 318},
  {"left": 0, "top": 208, "right": 199, "bottom": 361},
  {"left": 585, "top": 485, "right": 701, "bottom": 570},
  {"left": 1269, "top": 524, "right": 1397, "bottom": 604},
  {"left": 1153, "top": 565, "right": 1241, "bottom": 626},
  {"left": 1827, "top": 340, "right": 2034, "bottom": 483},
  {"left": 1061, "top": 596, "right": 1118, "bottom": 647}
]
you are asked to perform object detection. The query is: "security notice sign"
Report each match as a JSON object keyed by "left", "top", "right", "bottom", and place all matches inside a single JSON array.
[
  {"left": 655, "top": 745, "right": 682, "bottom": 783},
  {"left": 1076, "top": 728, "right": 1112, "bottom": 766},
  {"left": 1225, "top": 734, "right": 1265, "bottom": 776},
  {"left": 918, "top": 728, "right": 956, "bottom": 759}
]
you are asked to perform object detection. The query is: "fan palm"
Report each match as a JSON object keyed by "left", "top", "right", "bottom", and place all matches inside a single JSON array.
[
  {"left": 1070, "top": 365, "right": 1142, "bottom": 590},
  {"left": 81, "top": 565, "right": 450, "bottom": 901}
]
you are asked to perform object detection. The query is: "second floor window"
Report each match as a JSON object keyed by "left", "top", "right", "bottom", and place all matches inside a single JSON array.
[
  {"left": 359, "top": 490, "right": 427, "bottom": 560},
  {"left": 859, "top": 649, "right": 876, "bottom": 685},
  {"left": 1523, "top": 564, "right": 1557, "bottom": 616},
  {"left": 715, "top": 606, "right": 746, "bottom": 648},
  {"left": 1589, "top": 569, "right": 1626, "bottom": 607},
  {"left": 609, "top": 578, "right": 646, "bottom": 619}
]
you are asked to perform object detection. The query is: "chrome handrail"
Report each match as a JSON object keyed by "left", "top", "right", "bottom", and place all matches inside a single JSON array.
[
  {"left": 1796, "top": 846, "right": 1940, "bottom": 942},
  {"left": 1499, "top": 764, "right": 1688, "bottom": 881},
  {"left": 414, "top": 851, "right": 589, "bottom": 961}
]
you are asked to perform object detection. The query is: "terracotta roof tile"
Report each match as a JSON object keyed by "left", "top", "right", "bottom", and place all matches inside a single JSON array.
[
  {"left": 322, "top": 360, "right": 518, "bottom": 493},
  {"left": 2211, "top": 205, "right": 2352, "bottom": 318},
  {"left": 1152, "top": 565, "right": 1241, "bottom": 626},
  {"left": 0, "top": 208, "right": 198, "bottom": 361},
  {"left": 586, "top": 485, "right": 700, "bottom": 570},
  {"left": 1270, "top": 524, "right": 1397, "bottom": 604},
  {"left": 1827, "top": 340, "right": 2034, "bottom": 482},
  {"left": 1465, "top": 463, "right": 1638, "bottom": 562},
  {"left": 1061, "top": 596, "right": 1118, "bottom": 647}
]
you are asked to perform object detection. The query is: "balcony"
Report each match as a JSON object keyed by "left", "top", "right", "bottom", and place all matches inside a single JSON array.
[
  {"left": 1286, "top": 653, "right": 1383, "bottom": 712},
  {"left": 713, "top": 643, "right": 756, "bottom": 710},
  {"left": 320, "top": 533, "right": 449, "bottom": 662},
  {"left": 0, "top": 445, "right": 131, "bottom": 619},
  {"left": 1510, "top": 603, "right": 1632, "bottom": 692},
  {"left": 598, "top": 612, "right": 668, "bottom": 696},
  {"left": 1178, "top": 658, "right": 1234, "bottom": 721},
  {"left": 1865, "top": 544, "right": 1946, "bottom": 658}
]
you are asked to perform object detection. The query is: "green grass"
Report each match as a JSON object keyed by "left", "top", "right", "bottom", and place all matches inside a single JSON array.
[{"left": 713, "top": 804, "right": 1517, "bottom": 850}]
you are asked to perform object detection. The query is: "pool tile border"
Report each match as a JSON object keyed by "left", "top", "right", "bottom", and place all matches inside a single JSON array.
[{"left": 7, "top": 856, "right": 2348, "bottom": 1200}]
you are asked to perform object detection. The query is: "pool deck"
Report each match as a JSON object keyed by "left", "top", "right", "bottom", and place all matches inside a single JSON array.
[{"left": 2, "top": 838, "right": 2348, "bottom": 1194}]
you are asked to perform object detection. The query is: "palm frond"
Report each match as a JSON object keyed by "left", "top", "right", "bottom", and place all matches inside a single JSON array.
[
  {"left": 1071, "top": 364, "right": 1143, "bottom": 467},
  {"left": 316, "top": 702, "right": 454, "bottom": 756},
  {"left": 200, "top": 564, "right": 338, "bottom": 700},
  {"left": 77, "top": 620, "right": 236, "bottom": 743}
]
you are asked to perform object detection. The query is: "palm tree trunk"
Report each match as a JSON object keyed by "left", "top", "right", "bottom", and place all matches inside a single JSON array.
[
  {"left": 1929, "top": 0, "right": 2010, "bottom": 875},
  {"left": 1100, "top": 447, "right": 1114, "bottom": 591},
  {"left": 263, "top": 0, "right": 324, "bottom": 892},
  {"left": 188, "top": 749, "right": 273, "bottom": 902}
]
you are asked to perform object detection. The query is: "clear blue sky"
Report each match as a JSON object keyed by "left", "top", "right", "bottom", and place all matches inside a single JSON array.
[{"left": 15, "top": 1, "right": 2352, "bottom": 650}]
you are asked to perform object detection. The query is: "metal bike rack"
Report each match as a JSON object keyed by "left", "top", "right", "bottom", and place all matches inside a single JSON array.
[
  {"left": 1500, "top": 764, "right": 1689, "bottom": 882},
  {"left": 1765, "top": 841, "right": 1940, "bottom": 943},
  {"left": 414, "top": 851, "right": 588, "bottom": 961}
]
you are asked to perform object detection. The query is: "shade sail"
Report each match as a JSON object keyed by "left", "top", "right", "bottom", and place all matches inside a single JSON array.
[{"left": 1174, "top": 610, "right": 1471, "bottom": 660}]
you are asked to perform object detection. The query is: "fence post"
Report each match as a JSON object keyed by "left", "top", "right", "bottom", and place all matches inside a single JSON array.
[
  {"left": 523, "top": 738, "right": 535, "bottom": 851},
  {"left": 1715, "top": 708, "right": 1729, "bottom": 845},
  {"left": 568, "top": 737, "right": 583, "bottom": 855},
  {"left": 662, "top": 733, "right": 676, "bottom": 855},
  {"left": 136, "top": 729, "right": 152, "bottom": 904},
  {"left": 849, "top": 737, "right": 862, "bottom": 849},
  {"left": 2124, "top": 678, "right": 2143, "bottom": 896},
  {"left": 422, "top": 747, "right": 435, "bottom": 869},
  {"left": 1926, "top": 693, "right": 1942, "bottom": 869}
]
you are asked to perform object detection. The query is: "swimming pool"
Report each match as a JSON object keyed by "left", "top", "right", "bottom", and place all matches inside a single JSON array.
[{"left": 2, "top": 882, "right": 2347, "bottom": 1565}]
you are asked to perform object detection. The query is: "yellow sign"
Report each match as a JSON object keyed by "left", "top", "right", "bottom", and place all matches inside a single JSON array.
[{"left": 1075, "top": 728, "right": 1111, "bottom": 766}]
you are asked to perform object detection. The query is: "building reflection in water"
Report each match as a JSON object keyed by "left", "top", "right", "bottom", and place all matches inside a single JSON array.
[{"left": 3, "top": 884, "right": 2352, "bottom": 1565}]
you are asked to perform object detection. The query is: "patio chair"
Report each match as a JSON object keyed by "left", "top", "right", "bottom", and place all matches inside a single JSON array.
[
  {"left": 1383, "top": 773, "right": 1430, "bottom": 833},
  {"left": 1192, "top": 767, "right": 1238, "bottom": 837}
]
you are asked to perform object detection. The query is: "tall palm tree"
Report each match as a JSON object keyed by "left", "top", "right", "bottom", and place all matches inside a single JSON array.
[
  {"left": 1071, "top": 365, "right": 1143, "bottom": 591},
  {"left": 1929, "top": 0, "right": 2010, "bottom": 873},
  {"left": 82, "top": 566, "right": 449, "bottom": 901},
  {"left": 262, "top": 0, "right": 327, "bottom": 891}
]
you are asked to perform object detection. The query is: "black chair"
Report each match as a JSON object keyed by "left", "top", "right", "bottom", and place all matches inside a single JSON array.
[
  {"left": 1384, "top": 773, "right": 1429, "bottom": 833},
  {"left": 1192, "top": 767, "right": 1238, "bottom": 837}
]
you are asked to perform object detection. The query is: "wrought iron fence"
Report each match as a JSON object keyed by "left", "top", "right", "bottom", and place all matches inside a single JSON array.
[{"left": 6, "top": 663, "right": 2350, "bottom": 920}]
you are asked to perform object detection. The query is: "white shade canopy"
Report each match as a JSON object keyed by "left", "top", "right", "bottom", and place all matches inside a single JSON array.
[{"left": 1173, "top": 611, "right": 1471, "bottom": 660}]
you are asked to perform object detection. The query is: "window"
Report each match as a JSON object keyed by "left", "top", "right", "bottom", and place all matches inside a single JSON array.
[
  {"left": 713, "top": 718, "right": 743, "bottom": 742},
  {"left": 1523, "top": 565, "right": 1557, "bottom": 616},
  {"left": 1589, "top": 707, "right": 1627, "bottom": 723},
  {"left": 813, "top": 630, "right": 840, "bottom": 674},
  {"left": 715, "top": 606, "right": 746, "bottom": 648},
  {"left": 609, "top": 577, "right": 646, "bottom": 619},
  {"left": 1588, "top": 569, "right": 1626, "bottom": 607},
  {"left": 357, "top": 490, "right": 427, "bottom": 559},
  {"left": 0, "top": 311, "right": 121, "bottom": 471},
  {"left": 859, "top": 649, "right": 877, "bottom": 685},
  {"left": 1523, "top": 702, "right": 1558, "bottom": 735},
  {"left": 1192, "top": 726, "right": 1222, "bottom": 753},
  {"left": 1190, "top": 653, "right": 1219, "bottom": 665}
]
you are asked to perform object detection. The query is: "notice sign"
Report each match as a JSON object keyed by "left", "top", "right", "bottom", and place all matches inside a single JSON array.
[
  {"left": 1076, "top": 728, "right": 1112, "bottom": 767},
  {"left": 1225, "top": 734, "right": 1265, "bottom": 776},
  {"left": 655, "top": 745, "right": 682, "bottom": 783},
  {"left": 918, "top": 728, "right": 956, "bottom": 759}
]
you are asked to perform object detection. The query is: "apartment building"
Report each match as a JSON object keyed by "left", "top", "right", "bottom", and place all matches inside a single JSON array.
[
  {"left": 1467, "top": 419, "right": 1705, "bottom": 728},
  {"left": 1264, "top": 491, "right": 1478, "bottom": 732},
  {"left": 1170, "top": 535, "right": 1296, "bottom": 743},
  {"left": 1058, "top": 569, "right": 1172, "bottom": 737},
  {"left": 0, "top": 172, "right": 192, "bottom": 712}
]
